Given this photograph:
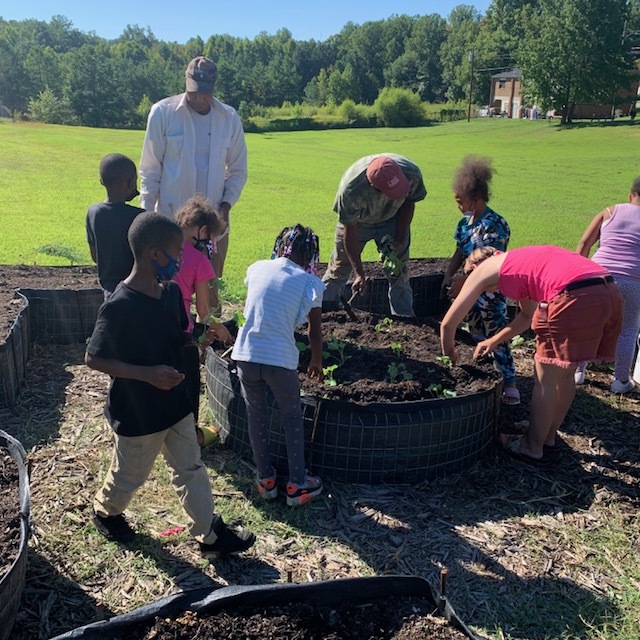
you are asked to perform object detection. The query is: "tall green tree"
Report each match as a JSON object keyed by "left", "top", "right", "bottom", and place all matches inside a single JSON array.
[{"left": 517, "top": 0, "right": 634, "bottom": 123}]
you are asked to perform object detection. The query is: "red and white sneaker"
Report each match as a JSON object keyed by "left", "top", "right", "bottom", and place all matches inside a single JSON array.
[
  {"left": 257, "top": 474, "right": 278, "bottom": 500},
  {"left": 286, "top": 474, "right": 323, "bottom": 507}
]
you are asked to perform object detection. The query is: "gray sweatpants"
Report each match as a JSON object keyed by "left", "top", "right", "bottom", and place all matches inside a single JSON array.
[{"left": 236, "top": 361, "right": 306, "bottom": 484}]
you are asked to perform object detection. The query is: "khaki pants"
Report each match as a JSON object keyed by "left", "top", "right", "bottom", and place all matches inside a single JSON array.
[
  {"left": 208, "top": 233, "right": 229, "bottom": 315},
  {"left": 94, "top": 414, "right": 218, "bottom": 543}
]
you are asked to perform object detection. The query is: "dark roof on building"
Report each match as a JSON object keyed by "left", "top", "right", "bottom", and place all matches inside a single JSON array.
[{"left": 491, "top": 68, "right": 522, "bottom": 79}]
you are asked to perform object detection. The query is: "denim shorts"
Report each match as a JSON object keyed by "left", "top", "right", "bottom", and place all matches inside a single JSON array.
[{"left": 531, "top": 280, "right": 623, "bottom": 368}]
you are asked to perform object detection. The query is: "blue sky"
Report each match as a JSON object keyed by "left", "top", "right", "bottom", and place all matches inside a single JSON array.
[{"left": 2, "top": 1, "right": 491, "bottom": 42}]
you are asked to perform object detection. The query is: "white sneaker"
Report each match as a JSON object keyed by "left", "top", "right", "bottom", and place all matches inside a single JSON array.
[
  {"left": 574, "top": 370, "right": 586, "bottom": 385},
  {"left": 610, "top": 379, "right": 635, "bottom": 394}
]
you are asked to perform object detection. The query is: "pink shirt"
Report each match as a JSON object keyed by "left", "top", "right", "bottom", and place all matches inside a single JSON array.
[
  {"left": 498, "top": 245, "right": 609, "bottom": 302},
  {"left": 592, "top": 203, "right": 640, "bottom": 279},
  {"left": 173, "top": 242, "right": 215, "bottom": 332}
]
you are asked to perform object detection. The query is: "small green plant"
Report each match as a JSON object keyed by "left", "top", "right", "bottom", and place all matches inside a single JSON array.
[
  {"left": 436, "top": 355, "right": 453, "bottom": 369},
  {"left": 391, "top": 341, "right": 404, "bottom": 357},
  {"left": 36, "top": 243, "right": 84, "bottom": 265},
  {"left": 510, "top": 335, "right": 525, "bottom": 348},
  {"left": 323, "top": 364, "right": 338, "bottom": 386},
  {"left": 325, "top": 336, "right": 351, "bottom": 365},
  {"left": 374, "top": 317, "right": 394, "bottom": 333},
  {"left": 233, "top": 310, "right": 246, "bottom": 328},
  {"left": 387, "top": 362, "right": 413, "bottom": 383},
  {"left": 296, "top": 341, "right": 309, "bottom": 353},
  {"left": 426, "top": 383, "right": 457, "bottom": 398}
]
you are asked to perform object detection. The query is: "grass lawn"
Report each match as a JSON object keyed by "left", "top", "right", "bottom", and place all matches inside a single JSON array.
[{"left": 2, "top": 118, "right": 640, "bottom": 296}]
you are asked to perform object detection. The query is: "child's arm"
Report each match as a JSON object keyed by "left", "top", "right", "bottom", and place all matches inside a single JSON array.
[
  {"left": 441, "top": 248, "right": 463, "bottom": 297},
  {"left": 194, "top": 280, "right": 232, "bottom": 346},
  {"left": 306, "top": 307, "right": 323, "bottom": 380},
  {"left": 85, "top": 353, "right": 185, "bottom": 391}
]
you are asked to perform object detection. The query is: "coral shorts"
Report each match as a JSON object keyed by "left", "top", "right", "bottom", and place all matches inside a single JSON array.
[{"left": 531, "top": 280, "right": 623, "bottom": 368}]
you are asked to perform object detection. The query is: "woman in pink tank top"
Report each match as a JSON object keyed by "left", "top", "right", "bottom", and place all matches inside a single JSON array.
[{"left": 440, "top": 246, "right": 623, "bottom": 466}]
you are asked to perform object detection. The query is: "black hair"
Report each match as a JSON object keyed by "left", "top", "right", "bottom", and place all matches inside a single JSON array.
[
  {"left": 175, "top": 195, "right": 225, "bottom": 237},
  {"left": 631, "top": 176, "right": 640, "bottom": 195},
  {"left": 99, "top": 153, "right": 136, "bottom": 187},
  {"left": 272, "top": 224, "right": 320, "bottom": 274},
  {"left": 128, "top": 212, "right": 182, "bottom": 259},
  {"left": 452, "top": 155, "right": 494, "bottom": 203}
]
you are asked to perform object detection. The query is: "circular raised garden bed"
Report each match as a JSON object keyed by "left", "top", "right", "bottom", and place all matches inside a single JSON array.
[
  {"left": 49, "top": 576, "right": 484, "bottom": 640},
  {"left": 206, "top": 311, "right": 501, "bottom": 484},
  {"left": 0, "top": 430, "right": 30, "bottom": 640}
]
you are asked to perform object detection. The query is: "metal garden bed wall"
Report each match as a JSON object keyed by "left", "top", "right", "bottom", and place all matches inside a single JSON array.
[
  {"left": 0, "top": 430, "right": 30, "bottom": 640},
  {"left": 0, "top": 288, "right": 103, "bottom": 407},
  {"left": 205, "top": 350, "right": 501, "bottom": 485}
]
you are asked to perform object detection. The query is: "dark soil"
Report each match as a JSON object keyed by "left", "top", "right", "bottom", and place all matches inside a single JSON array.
[
  {"left": 316, "top": 258, "right": 450, "bottom": 281},
  {"left": 0, "top": 265, "right": 99, "bottom": 340},
  {"left": 0, "top": 452, "right": 21, "bottom": 580},
  {"left": 135, "top": 597, "right": 469, "bottom": 639},
  {"left": 295, "top": 311, "right": 499, "bottom": 403}
]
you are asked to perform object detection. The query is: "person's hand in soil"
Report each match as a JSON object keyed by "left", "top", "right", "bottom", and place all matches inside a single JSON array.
[
  {"left": 307, "top": 361, "right": 324, "bottom": 381},
  {"left": 441, "top": 343, "right": 460, "bottom": 365},
  {"left": 146, "top": 365, "right": 185, "bottom": 390},
  {"left": 351, "top": 273, "right": 368, "bottom": 296},
  {"left": 473, "top": 338, "right": 498, "bottom": 360}
]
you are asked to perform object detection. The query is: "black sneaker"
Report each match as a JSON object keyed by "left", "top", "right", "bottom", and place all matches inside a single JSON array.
[
  {"left": 92, "top": 511, "right": 136, "bottom": 543},
  {"left": 199, "top": 515, "right": 256, "bottom": 556}
]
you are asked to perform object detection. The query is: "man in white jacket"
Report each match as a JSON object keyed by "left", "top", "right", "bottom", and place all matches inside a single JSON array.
[{"left": 140, "top": 56, "right": 247, "bottom": 311}]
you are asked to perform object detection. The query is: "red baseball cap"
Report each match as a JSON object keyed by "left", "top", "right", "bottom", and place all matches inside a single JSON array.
[{"left": 366, "top": 156, "right": 410, "bottom": 200}]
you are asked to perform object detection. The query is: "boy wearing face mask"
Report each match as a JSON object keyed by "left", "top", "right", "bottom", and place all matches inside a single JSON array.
[
  {"left": 440, "top": 155, "right": 519, "bottom": 406},
  {"left": 85, "top": 212, "right": 256, "bottom": 555},
  {"left": 86, "top": 154, "right": 145, "bottom": 299},
  {"left": 173, "top": 196, "right": 232, "bottom": 439}
]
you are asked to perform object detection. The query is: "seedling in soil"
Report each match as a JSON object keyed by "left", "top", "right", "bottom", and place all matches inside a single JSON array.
[
  {"left": 325, "top": 336, "right": 351, "bottom": 365},
  {"left": 510, "top": 335, "right": 525, "bottom": 348},
  {"left": 234, "top": 310, "right": 246, "bottom": 328},
  {"left": 391, "top": 341, "right": 404, "bottom": 357},
  {"left": 387, "top": 362, "right": 413, "bottom": 383},
  {"left": 375, "top": 317, "right": 394, "bottom": 333},
  {"left": 427, "top": 383, "right": 457, "bottom": 398},
  {"left": 323, "top": 364, "right": 338, "bottom": 386},
  {"left": 436, "top": 355, "right": 453, "bottom": 369},
  {"left": 296, "top": 341, "right": 309, "bottom": 353}
]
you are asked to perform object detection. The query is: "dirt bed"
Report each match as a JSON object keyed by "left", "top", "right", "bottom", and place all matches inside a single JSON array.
[
  {"left": 294, "top": 310, "right": 498, "bottom": 403},
  {"left": 0, "top": 452, "right": 20, "bottom": 581},
  {"left": 0, "top": 265, "right": 99, "bottom": 340},
  {"left": 135, "top": 597, "right": 469, "bottom": 639}
]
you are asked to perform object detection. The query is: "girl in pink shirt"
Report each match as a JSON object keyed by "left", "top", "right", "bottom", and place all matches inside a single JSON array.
[
  {"left": 441, "top": 245, "right": 622, "bottom": 465},
  {"left": 174, "top": 196, "right": 232, "bottom": 442}
]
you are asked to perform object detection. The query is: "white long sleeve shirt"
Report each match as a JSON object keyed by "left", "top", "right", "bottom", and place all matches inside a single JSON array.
[{"left": 139, "top": 93, "right": 248, "bottom": 234}]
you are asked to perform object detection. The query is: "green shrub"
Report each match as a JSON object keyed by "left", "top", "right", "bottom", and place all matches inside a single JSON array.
[{"left": 374, "top": 88, "right": 426, "bottom": 127}]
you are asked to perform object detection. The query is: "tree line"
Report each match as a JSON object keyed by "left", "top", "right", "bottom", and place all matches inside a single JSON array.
[{"left": 1, "top": 0, "right": 639, "bottom": 129}]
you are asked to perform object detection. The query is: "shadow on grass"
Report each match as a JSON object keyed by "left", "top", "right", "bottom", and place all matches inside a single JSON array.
[{"left": 219, "top": 378, "right": 639, "bottom": 639}]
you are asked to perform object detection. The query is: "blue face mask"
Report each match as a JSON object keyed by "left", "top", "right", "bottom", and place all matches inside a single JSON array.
[{"left": 153, "top": 251, "right": 181, "bottom": 282}]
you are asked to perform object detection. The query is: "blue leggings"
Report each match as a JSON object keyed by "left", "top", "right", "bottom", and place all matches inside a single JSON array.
[
  {"left": 465, "top": 292, "right": 516, "bottom": 385},
  {"left": 236, "top": 361, "right": 306, "bottom": 484}
]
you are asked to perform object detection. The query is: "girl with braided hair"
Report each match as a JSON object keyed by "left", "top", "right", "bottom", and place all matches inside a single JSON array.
[{"left": 231, "top": 225, "right": 324, "bottom": 506}]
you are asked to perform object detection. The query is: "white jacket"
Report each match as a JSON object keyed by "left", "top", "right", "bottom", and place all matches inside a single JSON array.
[{"left": 139, "top": 93, "right": 247, "bottom": 230}]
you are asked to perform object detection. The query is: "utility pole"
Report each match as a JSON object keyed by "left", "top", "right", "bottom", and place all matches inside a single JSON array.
[{"left": 467, "top": 50, "right": 475, "bottom": 122}]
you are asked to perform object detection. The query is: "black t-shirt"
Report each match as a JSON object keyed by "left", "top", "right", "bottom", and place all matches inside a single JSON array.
[
  {"left": 86, "top": 201, "right": 144, "bottom": 291},
  {"left": 86, "top": 281, "right": 192, "bottom": 436}
]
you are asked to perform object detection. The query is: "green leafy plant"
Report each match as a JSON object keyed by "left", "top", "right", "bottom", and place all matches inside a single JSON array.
[
  {"left": 436, "top": 355, "right": 453, "bottom": 369},
  {"left": 510, "top": 335, "right": 525, "bottom": 348},
  {"left": 391, "top": 341, "right": 404, "bottom": 357},
  {"left": 233, "top": 310, "right": 246, "bottom": 328},
  {"left": 325, "top": 336, "right": 351, "bottom": 365},
  {"left": 323, "top": 364, "right": 338, "bottom": 386},
  {"left": 426, "top": 383, "right": 457, "bottom": 398},
  {"left": 374, "top": 317, "right": 394, "bottom": 333},
  {"left": 296, "top": 341, "right": 309, "bottom": 353},
  {"left": 387, "top": 362, "right": 413, "bottom": 383},
  {"left": 378, "top": 235, "right": 403, "bottom": 277}
]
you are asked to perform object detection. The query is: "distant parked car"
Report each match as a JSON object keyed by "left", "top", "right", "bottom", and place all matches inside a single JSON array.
[{"left": 478, "top": 106, "right": 490, "bottom": 117}]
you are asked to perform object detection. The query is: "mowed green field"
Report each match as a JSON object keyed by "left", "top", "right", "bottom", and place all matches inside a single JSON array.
[{"left": 2, "top": 118, "right": 639, "bottom": 293}]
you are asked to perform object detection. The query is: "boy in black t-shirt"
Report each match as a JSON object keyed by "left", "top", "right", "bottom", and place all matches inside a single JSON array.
[
  {"left": 85, "top": 212, "right": 255, "bottom": 555},
  {"left": 86, "top": 154, "right": 144, "bottom": 298}
]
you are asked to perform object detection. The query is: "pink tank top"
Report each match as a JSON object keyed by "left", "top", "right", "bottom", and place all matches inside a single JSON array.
[
  {"left": 592, "top": 203, "right": 640, "bottom": 279},
  {"left": 498, "top": 245, "right": 609, "bottom": 302}
]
